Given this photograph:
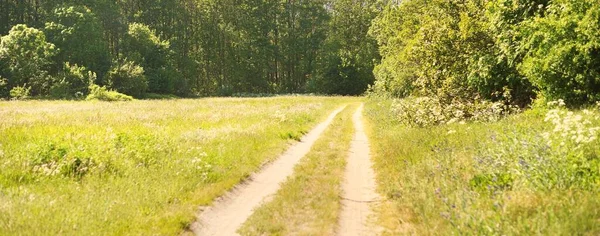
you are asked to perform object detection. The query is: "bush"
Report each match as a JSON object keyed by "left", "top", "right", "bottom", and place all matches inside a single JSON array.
[
  {"left": 369, "top": 1, "right": 520, "bottom": 102},
  {"left": 105, "top": 59, "right": 148, "bottom": 98},
  {"left": 50, "top": 63, "right": 96, "bottom": 99},
  {"left": 9, "top": 85, "right": 31, "bottom": 100},
  {"left": 124, "top": 23, "right": 181, "bottom": 94},
  {"left": 31, "top": 142, "right": 95, "bottom": 179},
  {"left": 391, "top": 95, "right": 519, "bottom": 127},
  {"left": 0, "top": 24, "right": 56, "bottom": 96},
  {"left": 86, "top": 84, "right": 133, "bottom": 102},
  {"left": 519, "top": 0, "right": 600, "bottom": 105}
]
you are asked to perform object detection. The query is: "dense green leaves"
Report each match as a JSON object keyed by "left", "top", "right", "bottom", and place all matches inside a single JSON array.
[
  {"left": 309, "top": 0, "right": 379, "bottom": 95},
  {"left": 44, "top": 5, "right": 110, "bottom": 78},
  {"left": 0, "top": 0, "right": 380, "bottom": 99},
  {"left": 2, "top": 0, "right": 598, "bottom": 103},
  {"left": 49, "top": 63, "right": 96, "bottom": 99},
  {"left": 0, "top": 24, "right": 56, "bottom": 96},
  {"left": 123, "top": 23, "right": 178, "bottom": 95},
  {"left": 370, "top": 0, "right": 600, "bottom": 106},
  {"left": 105, "top": 59, "right": 148, "bottom": 98},
  {"left": 519, "top": 0, "right": 600, "bottom": 105}
]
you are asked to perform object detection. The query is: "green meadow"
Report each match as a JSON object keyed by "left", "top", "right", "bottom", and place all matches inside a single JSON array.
[
  {"left": 365, "top": 99, "right": 600, "bottom": 235},
  {"left": 0, "top": 97, "right": 356, "bottom": 235}
]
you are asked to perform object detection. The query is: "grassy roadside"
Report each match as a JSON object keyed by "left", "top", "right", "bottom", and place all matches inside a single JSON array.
[
  {"left": 0, "top": 97, "right": 358, "bottom": 235},
  {"left": 364, "top": 99, "right": 600, "bottom": 235},
  {"left": 238, "top": 103, "right": 359, "bottom": 235}
]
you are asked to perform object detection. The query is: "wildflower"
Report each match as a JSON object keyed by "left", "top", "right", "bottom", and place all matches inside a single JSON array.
[
  {"left": 446, "top": 118, "right": 459, "bottom": 125},
  {"left": 541, "top": 132, "right": 550, "bottom": 140}
]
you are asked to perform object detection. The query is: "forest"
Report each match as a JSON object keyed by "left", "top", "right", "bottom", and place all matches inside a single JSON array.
[
  {"left": 1, "top": 0, "right": 600, "bottom": 107},
  {"left": 0, "top": 0, "right": 379, "bottom": 99}
]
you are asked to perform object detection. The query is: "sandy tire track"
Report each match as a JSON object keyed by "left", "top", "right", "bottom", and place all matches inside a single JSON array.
[
  {"left": 190, "top": 105, "right": 347, "bottom": 236},
  {"left": 337, "top": 104, "right": 382, "bottom": 236}
]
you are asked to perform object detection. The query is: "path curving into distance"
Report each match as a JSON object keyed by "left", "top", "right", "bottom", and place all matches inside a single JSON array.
[
  {"left": 190, "top": 105, "right": 347, "bottom": 236},
  {"left": 337, "top": 104, "right": 382, "bottom": 236}
]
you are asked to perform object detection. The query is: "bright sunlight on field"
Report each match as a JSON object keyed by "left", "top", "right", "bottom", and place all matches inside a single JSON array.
[
  {"left": 0, "top": 96, "right": 357, "bottom": 235},
  {"left": 365, "top": 99, "right": 600, "bottom": 235}
]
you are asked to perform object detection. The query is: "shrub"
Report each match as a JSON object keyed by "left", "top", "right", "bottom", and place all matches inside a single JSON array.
[
  {"left": 9, "top": 85, "right": 31, "bottom": 100},
  {"left": 369, "top": 1, "right": 534, "bottom": 104},
  {"left": 124, "top": 23, "right": 180, "bottom": 94},
  {"left": 86, "top": 84, "right": 133, "bottom": 102},
  {"left": 105, "top": 59, "right": 148, "bottom": 98},
  {"left": 0, "top": 24, "right": 56, "bottom": 96},
  {"left": 519, "top": 0, "right": 600, "bottom": 105},
  {"left": 391, "top": 96, "right": 519, "bottom": 127},
  {"left": 50, "top": 63, "right": 96, "bottom": 99},
  {"left": 31, "top": 142, "right": 95, "bottom": 179}
]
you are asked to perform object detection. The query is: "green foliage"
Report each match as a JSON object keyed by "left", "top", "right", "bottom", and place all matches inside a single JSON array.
[
  {"left": 0, "top": 75, "right": 8, "bottom": 98},
  {"left": 9, "top": 85, "right": 31, "bottom": 100},
  {"left": 518, "top": 0, "right": 600, "bottom": 105},
  {"left": 105, "top": 59, "right": 147, "bottom": 98},
  {"left": 309, "top": 0, "right": 379, "bottom": 96},
  {"left": 469, "top": 173, "right": 514, "bottom": 193},
  {"left": 44, "top": 5, "right": 110, "bottom": 78},
  {"left": 0, "top": 24, "right": 56, "bottom": 95},
  {"left": 370, "top": 0, "right": 533, "bottom": 104},
  {"left": 124, "top": 23, "right": 179, "bottom": 95},
  {"left": 0, "top": 97, "right": 354, "bottom": 235},
  {"left": 50, "top": 63, "right": 96, "bottom": 99},
  {"left": 31, "top": 142, "right": 95, "bottom": 179},
  {"left": 86, "top": 83, "right": 134, "bottom": 101},
  {"left": 370, "top": 0, "right": 600, "bottom": 106},
  {"left": 1, "top": 0, "right": 383, "bottom": 97},
  {"left": 476, "top": 104, "right": 600, "bottom": 190},
  {"left": 365, "top": 99, "right": 600, "bottom": 234},
  {"left": 391, "top": 96, "right": 519, "bottom": 127}
]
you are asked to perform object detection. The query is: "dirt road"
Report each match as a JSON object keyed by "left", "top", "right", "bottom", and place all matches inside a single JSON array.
[
  {"left": 190, "top": 106, "right": 347, "bottom": 236},
  {"left": 337, "top": 104, "right": 381, "bottom": 236}
]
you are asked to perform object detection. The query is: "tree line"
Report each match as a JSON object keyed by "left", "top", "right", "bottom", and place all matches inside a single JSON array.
[
  {"left": 0, "top": 0, "right": 379, "bottom": 99},
  {"left": 1, "top": 0, "right": 599, "bottom": 107}
]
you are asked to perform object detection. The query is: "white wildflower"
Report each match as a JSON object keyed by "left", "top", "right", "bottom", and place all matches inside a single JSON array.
[
  {"left": 541, "top": 132, "right": 551, "bottom": 140},
  {"left": 446, "top": 118, "right": 459, "bottom": 125}
]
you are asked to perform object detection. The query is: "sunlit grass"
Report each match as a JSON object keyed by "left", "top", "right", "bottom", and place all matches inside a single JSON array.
[
  {"left": 0, "top": 96, "right": 358, "bottom": 235},
  {"left": 239, "top": 103, "right": 358, "bottom": 235},
  {"left": 364, "top": 99, "right": 600, "bottom": 235}
]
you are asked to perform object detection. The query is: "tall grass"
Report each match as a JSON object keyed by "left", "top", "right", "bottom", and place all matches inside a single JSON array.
[
  {"left": 0, "top": 97, "right": 357, "bottom": 235},
  {"left": 364, "top": 99, "right": 600, "bottom": 235}
]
